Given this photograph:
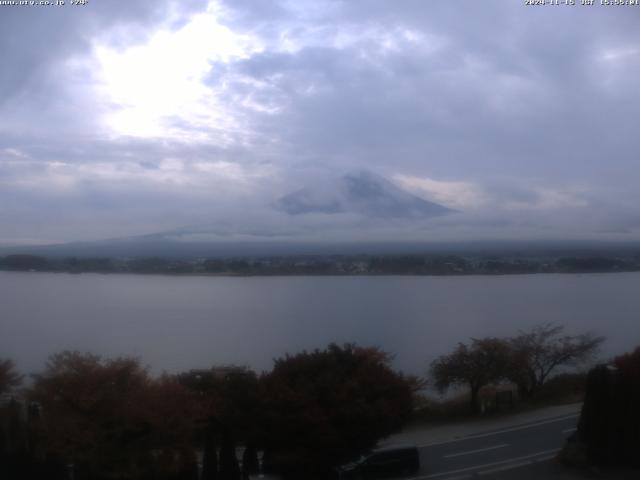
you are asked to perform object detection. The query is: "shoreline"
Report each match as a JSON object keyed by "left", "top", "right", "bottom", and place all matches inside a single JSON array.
[{"left": 1, "top": 268, "right": 639, "bottom": 278}]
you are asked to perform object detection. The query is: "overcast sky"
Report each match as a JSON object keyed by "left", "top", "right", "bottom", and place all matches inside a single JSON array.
[{"left": 1, "top": 0, "right": 639, "bottom": 245}]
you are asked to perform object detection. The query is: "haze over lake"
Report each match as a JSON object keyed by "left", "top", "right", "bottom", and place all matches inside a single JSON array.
[{"left": 2, "top": 271, "right": 638, "bottom": 377}]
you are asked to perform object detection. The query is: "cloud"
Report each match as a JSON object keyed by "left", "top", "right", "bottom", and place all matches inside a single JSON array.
[
  {"left": 393, "top": 175, "right": 488, "bottom": 210},
  {"left": 0, "top": 0, "right": 208, "bottom": 100},
  {"left": 276, "top": 170, "right": 454, "bottom": 218},
  {"left": 92, "top": 3, "right": 262, "bottom": 141},
  {"left": 1, "top": 0, "right": 640, "bottom": 244}
]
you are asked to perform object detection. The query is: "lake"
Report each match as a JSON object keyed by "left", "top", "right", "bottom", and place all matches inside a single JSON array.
[{"left": 1, "top": 271, "right": 639, "bottom": 376}]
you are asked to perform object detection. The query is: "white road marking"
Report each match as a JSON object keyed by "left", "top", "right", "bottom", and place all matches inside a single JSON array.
[
  {"left": 562, "top": 427, "right": 577, "bottom": 434},
  {"left": 477, "top": 453, "right": 558, "bottom": 476},
  {"left": 408, "top": 448, "right": 561, "bottom": 479},
  {"left": 418, "top": 413, "right": 579, "bottom": 448},
  {"left": 444, "top": 443, "right": 509, "bottom": 459},
  {"left": 427, "top": 476, "right": 471, "bottom": 480}
]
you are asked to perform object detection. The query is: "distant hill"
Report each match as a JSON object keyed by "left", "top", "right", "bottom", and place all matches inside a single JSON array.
[{"left": 2, "top": 236, "right": 640, "bottom": 261}]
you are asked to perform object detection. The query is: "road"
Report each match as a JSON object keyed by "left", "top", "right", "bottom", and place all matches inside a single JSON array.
[{"left": 406, "top": 412, "right": 579, "bottom": 479}]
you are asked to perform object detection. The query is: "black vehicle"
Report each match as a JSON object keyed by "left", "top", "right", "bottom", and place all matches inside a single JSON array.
[{"left": 337, "top": 445, "right": 420, "bottom": 479}]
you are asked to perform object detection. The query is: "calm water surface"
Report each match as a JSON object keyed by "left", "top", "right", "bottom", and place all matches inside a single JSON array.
[{"left": 1, "top": 271, "right": 639, "bottom": 376}]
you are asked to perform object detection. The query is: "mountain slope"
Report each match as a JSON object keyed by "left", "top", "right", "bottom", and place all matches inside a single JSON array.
[{"left": 277, "top": 170, "right": 454, "bottom": 218}]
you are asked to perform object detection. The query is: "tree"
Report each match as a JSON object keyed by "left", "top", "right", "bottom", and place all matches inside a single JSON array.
[
  {"left": 0, "top": 254, "right": 48, "bottom": 271},
  {"left": 614, "top": 345, "right": 640, "bottom": 379},
  {"left": 570, "top": 346, "right": 640, "bottom": 467},
  {"left": 201, "top": 431, "right": 218, "bottom": 480},
  {"left": 28, "top": 351, "right": 201, "bottom": 480},
  {"left": 430, "top": 338, "right": 512, "bottom": 413},
  {"left": 259, "top": 343, "right": 414, "bottom": 478},
  {"left": 0, "top": 358, "right": 23, "bottom": 395},
  {"left": 178, "top": 366, "right": 259, "bottom": 479},
  {"left": 219, "top": 432, "right": 240, "bottom": 480},
  {"left": 508, "top": 323, "right": 604, "bottom": 399},
  {"left": 241, "top": 445, "right": 259, "bottom": 479}
]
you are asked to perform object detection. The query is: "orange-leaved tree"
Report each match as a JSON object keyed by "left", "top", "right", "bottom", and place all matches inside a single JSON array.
[
  {"left": 28, "top": 351, "right": 201, "bottom": 480},
  {"left": 259, "top": 343, "right": 414, "bottom": 479}
]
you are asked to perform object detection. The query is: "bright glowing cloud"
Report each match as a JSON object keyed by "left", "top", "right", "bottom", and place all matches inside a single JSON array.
[
  {"left": 393, "top": 174, "right": 488, "bottom": 210},
  {"left": 93, "top": 2, "right": 262, "bottom": 140}
]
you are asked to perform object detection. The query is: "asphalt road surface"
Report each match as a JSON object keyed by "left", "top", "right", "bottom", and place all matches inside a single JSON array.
[{"left": 408, "top": 413, "right": 579, "bottom": 479}]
